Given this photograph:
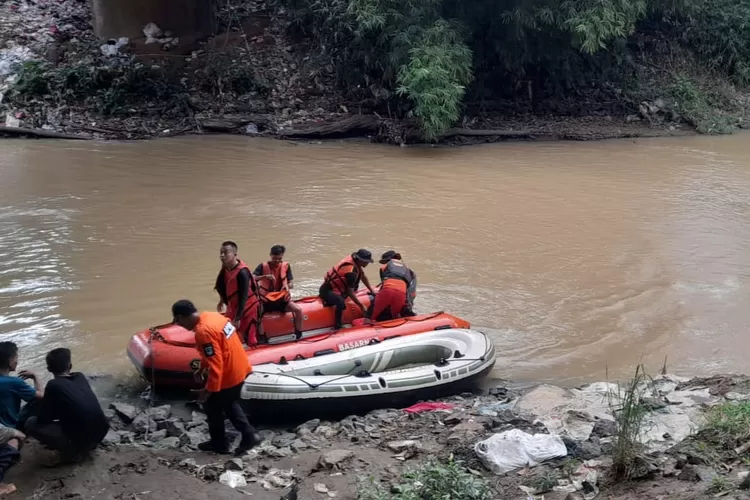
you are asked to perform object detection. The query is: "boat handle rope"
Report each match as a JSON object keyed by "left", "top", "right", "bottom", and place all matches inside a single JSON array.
[{"left": 252, "top": 360, "right": 365, "bottom": 390}]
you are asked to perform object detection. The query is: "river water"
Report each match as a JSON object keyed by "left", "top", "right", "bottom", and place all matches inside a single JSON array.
[{"left": 1, "top": 135, "right": 749, "bottom": 386}]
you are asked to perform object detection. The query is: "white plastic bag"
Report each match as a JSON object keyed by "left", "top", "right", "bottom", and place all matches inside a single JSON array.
[
  {"left": 219, "top": 470, "right": 247, "bottom": 488},
  {"left": 474, "top": 429, "right": 567, "bottom": 474}
]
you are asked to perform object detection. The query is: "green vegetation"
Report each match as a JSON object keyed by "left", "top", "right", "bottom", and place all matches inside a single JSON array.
[
  {"left": 522, "top": 468, "right": 560, "bottom": 494},
  {"left": 608, "top": 364, "right": 651, "bottom": 481},
  {"left": 6, "top": 53, "right": 265, "bottom": 118},
  {"left": 702, "top": 401, "right": 750, "bottom": 451},
  {"left": 285, "top": 0, "right": 750, "bottom": 139},
  {"left": 357, "top": 459, "right": 491, "bottom": 500}
]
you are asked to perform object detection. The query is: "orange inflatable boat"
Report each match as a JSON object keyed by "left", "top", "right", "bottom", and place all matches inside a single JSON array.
[
  {"left": 246, "top": 289, "right": 373, "bottom": 340},
  {"left": 127, "top": 311, "right": 470, "bottom": 389}
]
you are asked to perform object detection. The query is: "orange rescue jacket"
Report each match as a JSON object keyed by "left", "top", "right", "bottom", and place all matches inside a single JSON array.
[
  {"left": 258, "top": 261, "right": 291, "bottom": 303},
  {"left": 323, "top": 255, "right": 360, "bottom": 295},
  {"left": 194, "top": 311, "right": 252, "bottom": 392}
]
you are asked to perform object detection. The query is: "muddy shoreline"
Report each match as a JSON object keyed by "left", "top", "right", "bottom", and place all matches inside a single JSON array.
[
  {"left": 8, "top": 372, "right": 750, "bottom": 499},
  {"left": 0, "top": 113, "right": 696, "bottom": 146}
]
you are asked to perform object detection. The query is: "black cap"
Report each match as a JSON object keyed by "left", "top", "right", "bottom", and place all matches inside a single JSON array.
[
  {"left": 352, "top": 249, "right": 374, "bottom": 263},
  {"left": 379, "top": 250, "right": 398, "bottom": 264},
  {"left": 172, "top": 299, "right": 197, "bottom": 321}
]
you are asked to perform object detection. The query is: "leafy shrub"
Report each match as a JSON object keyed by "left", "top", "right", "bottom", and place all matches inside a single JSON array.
[{"left": 357, "top": 459, "right": 491, "bottom": 500}]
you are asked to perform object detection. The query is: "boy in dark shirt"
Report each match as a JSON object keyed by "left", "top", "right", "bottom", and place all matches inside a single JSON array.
[{"left": 26, "top": 348, "right": 109, "bottom": 465}]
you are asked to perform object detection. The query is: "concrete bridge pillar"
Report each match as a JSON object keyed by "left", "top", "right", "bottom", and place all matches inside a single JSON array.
[{"left": 91, "top": 0, "right": 215, "bottom": 39}]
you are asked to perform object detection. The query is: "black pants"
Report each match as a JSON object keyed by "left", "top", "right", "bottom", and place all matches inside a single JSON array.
[
  {"left": 204, "top": 383, "right": 256, "bottom": 449},
  {"left": 0, "top": 443, "right": 19, "bottom": 483},
  {"left": 25, "top": 417, "right": 89, "bottom": 457},
  {"left": 319, "top": 284, "right": 346, "bottom": 328},
  {"left": 16, "top": 399, "right": 41, "bottom": 433}
]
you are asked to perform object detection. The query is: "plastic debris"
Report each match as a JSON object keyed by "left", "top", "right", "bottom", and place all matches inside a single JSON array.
[
  {"left": 219, "top": 470, "right": 247, "bottom": 488},
  {"left": 475, "top": 429, "right": 567, "bottom": 474}
]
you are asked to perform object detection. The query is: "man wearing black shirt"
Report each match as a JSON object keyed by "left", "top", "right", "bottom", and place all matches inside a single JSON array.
[{"left": 26, "top": 349, "right": 109, "bottom": 464}]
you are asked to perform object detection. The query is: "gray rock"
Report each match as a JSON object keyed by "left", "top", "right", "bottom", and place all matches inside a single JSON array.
[
  {"left": 266, "top": 446, "right": 293, "bottom": 459},
  {"left": 102, "top": 429, "right": 120, "bottom": 447},
  {"left": 446, "top": 420, "right": 485, "bottom": 442},
  {"left": 131, "top": 413, "right": 158, "bottom": 434},
  {"left": 103, "top": 409, "right": 116, "bottom": 422},
  {"left": 154, "top": 437, "right": 181, "bottom": 449},
  {"left": 116, "top": 430, "right": 136, "bottom": 444},
  {"left": 224, "top": 458, "right": 244, "bottom": 471},
  {"left": 110, "top": 402, "right": 138, "bottom": 423},
  {"left": 295, "top": 418, "right": 320, "bottom": 433},
  {"left": 317, "top": 449, "right": 354, "bottom": 470},
  {"left": 290, "top": 439, "right": 308, "bottom": 452},
  {"left": 179, "top": 458, "right": 199, "bottom": 472},
  {"left": 186, "top": 411, "right": 207, "bottom": 429},
  {"left": 314, "top": 425, "right": 339, "bottom": 439},
  {"left": 591, "top": 418, "right": 616, "bottom": 438},
  {"left": 562, "top": 437, "right": 603, "bottom": 460},
  {"left": 181, "top": 429, "right": 209, "bottom": 448},
  {"left": 147, "top": 405, "right": 172, "bottom": 421},
  {"left": 258, "top": 429, "right": 277, "bottom": 442},
  {"left": 679, "top": 464, "right": 717, "bottom": 482},
  {"left": 158, "top": 418, "right": 186, "bottom": 437},
  {"left": 443, "top": 415, "right": 462, "bottom": 426},
  {"left": 387, "top": 440, "right": 422, "bottom": 453},
  {"left": 272, "top": 432, "right": 297, "bottom": 448},
  {"left": 740, "top": 473, "right": 750, "bottom": 490},
  {"left": 148, "top": 429, "right": 168, "bottom": 442}
]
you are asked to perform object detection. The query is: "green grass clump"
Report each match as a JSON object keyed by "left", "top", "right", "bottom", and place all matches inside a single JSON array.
[{"left": 357, "top": 459, "right": 491, "bottom": 500}]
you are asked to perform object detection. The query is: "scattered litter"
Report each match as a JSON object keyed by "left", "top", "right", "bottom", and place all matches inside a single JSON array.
[
  {"left": 219, "top": 470, "right": 247, "bottom": 488},
  {"left": 475, "top": 429, "right": 567, "bottom": 474},
  {"left": 314, "top": 483, "right": 328, "bottom": 493},
  {"left": 100, "top": 37, "right": 129, "bottom": 57},
  {"left": 259, "top": 468, "right": 295, "bottom": 490}
]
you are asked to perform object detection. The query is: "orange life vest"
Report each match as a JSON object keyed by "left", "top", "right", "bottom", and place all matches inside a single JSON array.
[
  {"left": 323, "top": 255, "right": 361, "bottom": 295},
  {"left": 222, "top": 260, "right": 261, "bottom": 321},
  {"left": 258, "top": 261, "right": 291, "bottom": 303}
]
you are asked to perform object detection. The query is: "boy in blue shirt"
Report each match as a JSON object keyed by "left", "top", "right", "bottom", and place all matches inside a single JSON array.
[
  {"left": 0, "top": 342, "right": 42, "bottom": 496},
  {"left": 0, "top": 342, "right": 43, "bottom": 430}
]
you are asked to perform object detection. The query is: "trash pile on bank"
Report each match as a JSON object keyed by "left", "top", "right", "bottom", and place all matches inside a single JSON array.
[{"left": 95, "top": 373, "right": 750, "bottom": 498}]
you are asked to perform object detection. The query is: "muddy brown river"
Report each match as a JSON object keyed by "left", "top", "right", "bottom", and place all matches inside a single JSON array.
[{"left": 1, "top": 135, "right": 749, "bottom": 386}]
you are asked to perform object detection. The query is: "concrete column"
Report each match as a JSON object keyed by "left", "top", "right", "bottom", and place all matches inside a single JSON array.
[{"left": 91, "top": 0, "right": 215, "bottom": 39}]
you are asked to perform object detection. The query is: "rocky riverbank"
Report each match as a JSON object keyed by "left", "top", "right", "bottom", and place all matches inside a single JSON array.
[
  {"left": 9, "top": 372, "right": 750, "bottom": 499},
  {"left": 0, "top": 0, "right": 736, "bottom": 145}
]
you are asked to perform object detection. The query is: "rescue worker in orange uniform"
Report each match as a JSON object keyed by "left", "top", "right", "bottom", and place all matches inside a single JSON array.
[
  {"left": 370, "top": 250, "right": 417, "bottom": 321},
  {"left": 214, "top": 241, "right": 262, "bottom": 345},
  {"left": 253, "top": 245, "right": 304, "bottom": 340},
  {"left": 171, "top": 299, "right": 262, "bottom": 455},
  {"left": 319, "top": 249, "right": 376, "bottom": 330}
]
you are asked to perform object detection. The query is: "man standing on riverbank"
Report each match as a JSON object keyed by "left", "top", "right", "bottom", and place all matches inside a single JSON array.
[
  {"left": 25, "top": 348, "right": 109, "bottom": 465},
  {"left": 172, "top": 300, "right": 262, "bottom": 455},
  {"left": 215, "top": 241, "right": 262, "bottom": 345},
  {"left": 254, "top": 245, "right": 304, "bottom": 340},
  {"left": 319, "top": 249, "right": 376, "bottom": 330}
]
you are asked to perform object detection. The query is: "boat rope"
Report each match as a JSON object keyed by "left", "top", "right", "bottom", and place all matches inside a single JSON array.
[{"left": 251, "top": 360, "right": 365, "bottom": 390}]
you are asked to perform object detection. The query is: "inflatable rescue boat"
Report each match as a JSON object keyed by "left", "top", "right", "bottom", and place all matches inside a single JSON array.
[
  {"left": 127, "top": 310, "right": 470, "bottom": 389},
  {"left": 240, "top": 328, "right": 496, "bottom": 421}
]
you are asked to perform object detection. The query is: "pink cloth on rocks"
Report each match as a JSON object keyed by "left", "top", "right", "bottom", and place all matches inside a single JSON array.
[{"left": 403, "top": 402, "right": 456, "bottom": 414}]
